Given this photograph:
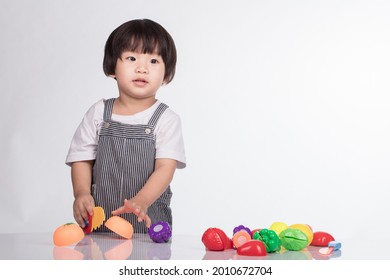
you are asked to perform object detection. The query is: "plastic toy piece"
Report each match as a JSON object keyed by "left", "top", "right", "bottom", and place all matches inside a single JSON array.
[
  {"left": 201, "top": 228, "right": 232, "bottom": 251},
  {"left": 252, "top": 229, "right": 281, "bottom": 253},
  {"left": 148, "top": 221, "right": 172, "bottom": 243},
  {"left": 237, "top": 240, "right": 267, "bottom": 256},
  {"left": 279, "top": 228, "right": 309, "bottom": 251},
  {"left": 269, "top": 222, "right": 288, "bottom": 236},
  {"left": 233, "top": 230, "right": 252, "bottom": 249},
  {"left": 53, "top": 223, "right": 85, "bottom": 247},
  {"left": 83, "top": 206, "right": 106, "bottom": 234},
  {"left": 105, "top": 216, "right": 134, "bottom": 239},
  {"left": 319, "top": 241, "right": 342, "bottom": 255},
  {"left": 289, "top": 224, "right": 313, "bottom": 245},
  {"left": 251, "top": 228, "right": 262, "bottom": 238},
  {"left": 310, "top": 231, "right": 335, "bottom": 246},
  {"left": 233, "top": 225, "right": 251, "bottom": 235}
]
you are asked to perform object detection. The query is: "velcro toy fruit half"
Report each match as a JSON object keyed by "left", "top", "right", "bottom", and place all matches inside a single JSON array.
[{"left": 83, "top": 206, "right": 105, "bottom": 234}]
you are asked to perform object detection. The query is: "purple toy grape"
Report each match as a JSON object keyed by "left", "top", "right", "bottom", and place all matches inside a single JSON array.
[
  {"left": 233, "top": 225, "right": 251, "bottom": 236},
  {"left": 148, "top": 221, "right": 172, "bottom": 243}
]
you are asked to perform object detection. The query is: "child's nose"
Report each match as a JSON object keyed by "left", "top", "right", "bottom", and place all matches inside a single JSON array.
[{"left": 136, "top": 65, "right": 148, "bottom": 74}]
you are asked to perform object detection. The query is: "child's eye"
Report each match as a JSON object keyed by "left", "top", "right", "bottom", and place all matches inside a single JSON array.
[
  {"left": 126, "top": 56, "right": 136, "bottom": 61},
  {"left": 150, "top": 59, "right": 159, "bottom": 64}
]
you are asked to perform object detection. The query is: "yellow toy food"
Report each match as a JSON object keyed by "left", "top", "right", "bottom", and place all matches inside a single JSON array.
[
  {"left": 269, "top": 222, "right": 288, "bottom": 236},
  {"left": 84, "top": 206, "right": 106, "bottom": 233}
]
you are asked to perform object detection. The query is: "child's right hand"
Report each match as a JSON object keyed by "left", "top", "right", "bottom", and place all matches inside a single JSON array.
[{"left": 73, "top": 193, "right": 95, "bottom": 228}]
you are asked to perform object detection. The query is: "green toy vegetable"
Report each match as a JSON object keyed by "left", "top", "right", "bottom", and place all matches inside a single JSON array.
[
  {"left": 252, "top": 229, "right": 281, "bottom": 253},
  {"left": 279, "top": 228, "right": 308, "bottom": 251}
]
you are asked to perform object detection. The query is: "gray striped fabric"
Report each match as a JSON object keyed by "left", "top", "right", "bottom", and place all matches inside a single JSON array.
[{"left": 92, "top": 98, "right": 172, "bottom": 233}]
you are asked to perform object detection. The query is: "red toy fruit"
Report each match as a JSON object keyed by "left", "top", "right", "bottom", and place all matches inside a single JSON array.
[
  {"left": 310, "top": 231, "right": 335, "bottom": 246},
  {"left": 201, "top": 228, "right": 232, "bottom": 251},
  {"left": 237, "top": 240, "right": 267, "bottom": 256}
]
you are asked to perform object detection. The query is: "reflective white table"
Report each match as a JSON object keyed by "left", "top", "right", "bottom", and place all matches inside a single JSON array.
[{"left": 0, "top": 232, "right": 388, "bottom": 260}]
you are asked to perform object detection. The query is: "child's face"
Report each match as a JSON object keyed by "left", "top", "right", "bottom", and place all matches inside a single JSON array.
[{"left": 112, "top": 51, "right": 166, "bottom": 101}]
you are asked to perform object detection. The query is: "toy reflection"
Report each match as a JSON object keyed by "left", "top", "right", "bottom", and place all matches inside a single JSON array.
[
  {"left": 53, "top": 233, "right": 171, "bottom": 260},
  {"left": 203, "top": 246, "right": 341, "bottom": 260}
]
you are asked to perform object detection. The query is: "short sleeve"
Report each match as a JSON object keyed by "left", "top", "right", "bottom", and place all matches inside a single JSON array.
[
  {"left": 155, "top": 110, "right": 186, "bottom": 169},
  {"left": 65, "top": 99, "right": 104, "bottom": 166}
]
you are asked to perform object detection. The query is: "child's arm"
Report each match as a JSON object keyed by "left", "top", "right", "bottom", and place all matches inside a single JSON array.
[
  {"left": 71, "top": 160, "right": 95, "bottom": 228},
  {"left": 112, "top": 158, "right": 177, "bottom": 228}
]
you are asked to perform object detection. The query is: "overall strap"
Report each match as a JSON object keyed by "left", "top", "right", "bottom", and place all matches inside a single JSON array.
[
  {"left": 148, "top": 103, "right": 169, "bottom": 127},
  {"left": 103, "top": 98, "right": 115, "bottom": 122}
]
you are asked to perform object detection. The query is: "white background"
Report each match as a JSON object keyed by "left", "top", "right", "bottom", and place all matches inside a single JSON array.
[{"left": 1, "top": 0, "right": 389, "bottom": 242}]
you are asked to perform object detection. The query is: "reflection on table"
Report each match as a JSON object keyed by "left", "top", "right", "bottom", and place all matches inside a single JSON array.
[
  {"left": 52, "top": 232, "right": 341, "bottom": 260},
  {"left": 53, "top": 233, "right": 171, "bottom": 260},
  {"left": 202, "top": 246, "right": 342, "bottom": 260}
]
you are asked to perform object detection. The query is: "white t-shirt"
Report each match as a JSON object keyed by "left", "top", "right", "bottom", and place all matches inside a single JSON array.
[{"left": 66, "top": 99, "right": 186, "bottom": 169}]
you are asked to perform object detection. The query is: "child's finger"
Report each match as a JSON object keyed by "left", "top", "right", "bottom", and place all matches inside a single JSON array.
[
  {"left": 112, "top": 205, "right": 126, "bottom": 215},
  {"left": 144, "top": 215, "right": 151, "bottom": 228},
  {"left": 85, "top": 202, "right": 94, "bottom": 217}
]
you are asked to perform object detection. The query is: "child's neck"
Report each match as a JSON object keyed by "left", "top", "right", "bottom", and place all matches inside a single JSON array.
[{"left": 113, "top": 97, "right": 157, "bottom": 115}]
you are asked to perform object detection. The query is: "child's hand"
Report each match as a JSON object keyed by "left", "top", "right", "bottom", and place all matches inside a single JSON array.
[
  {"left": 73, "top": 193, "right": 95, "bottom": 228},
  {"left": 112, "top": 198, "right": 151, "bottom": 228}
]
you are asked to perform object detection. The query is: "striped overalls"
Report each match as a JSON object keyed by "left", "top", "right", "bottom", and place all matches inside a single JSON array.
[{"left": 92, "top": 98, "right": 173, "bottom": 233}]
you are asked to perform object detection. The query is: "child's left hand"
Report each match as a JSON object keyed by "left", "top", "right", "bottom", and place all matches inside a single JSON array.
[{"left": 112, "top": 198, "right": 151, "bottom": 228}]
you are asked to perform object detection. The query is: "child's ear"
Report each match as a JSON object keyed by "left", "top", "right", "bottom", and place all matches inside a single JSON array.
[{"left": 109, "top": 74, "right": 117, "bottom": 80}]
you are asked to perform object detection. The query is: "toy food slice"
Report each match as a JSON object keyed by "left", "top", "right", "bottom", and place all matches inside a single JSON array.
[
  {"left": 83, "top": 206, "right": 106, "bottom": 234},
  {"left": 237, "top": 240, "right": 267, "bottom": 256},
  {"left": 310, "top": 231, "right": 335, "bottom": 246},
  {"left": 232, "top": 230, "right": 251, "bottom": 249},
  {"left": 105, "top": 216, "right": 134, "bottom": 239}
]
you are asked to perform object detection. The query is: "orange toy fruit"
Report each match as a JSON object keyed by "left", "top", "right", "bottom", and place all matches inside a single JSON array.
[
  {"left": 83, "top": 206, "right": 106, "bottom": 234},
  {"left": 232, "top": 230, "right": 252, "bottom": 249},
  {"left": 53, "top": 223, "right": 85, "bottom": 246},
  {"left": 105, "top": 216, "right": 134, "bottom": 239}
]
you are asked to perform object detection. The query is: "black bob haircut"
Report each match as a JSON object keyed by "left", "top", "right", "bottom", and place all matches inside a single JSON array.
[{"left": 103, "top": 19, "right": 177, "bottom": 84}]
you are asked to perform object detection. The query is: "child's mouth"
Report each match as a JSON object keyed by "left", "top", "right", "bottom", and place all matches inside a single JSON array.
[{"left": 133, "top": 79, "right": 148, "bottom": 86}]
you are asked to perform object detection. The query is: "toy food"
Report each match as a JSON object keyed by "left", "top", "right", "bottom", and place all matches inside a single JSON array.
[
  {"left": 148, "top": 221, "right": 172, "bottom": 243},
  {"left": 279, "top": 228, "right": 308, "bottom": 251},
  {"left": 233, "top": 225, "right": 251, "bottom": 235},
  {"left": 310, "top": 231, "right": 335, "bottom": 246},
  {"left": 289, "top": 224, "right": 313, "bottom": 245},
  {"left": 237, "top": 240, "right": 267, "bottom": 256},
  {"left": 251, "top": 228, "right": 262, "bottom": 237},
  {"left": 53, "top": 223, "right": 85, "bottom": 246},
  {"left": 201, "top": 228, "right": 232, "bottom": 251},
  {"left": 105, "top": 216, "right": 134, "bottom": 239},
  {"left": 269, "top": 222, "right": 288, "bottom": 236},
  {"left": 252, "top": 229, "right": 281, "bottom": 253},
  {"left": 83, "top": 206, "right": 106, "bottom": 234},
  {"left": 232, "top": 230, "right": 252, "bottom": 249},
  {"left": 318, "top": 241, "right": 342, "bottom": 255}
]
